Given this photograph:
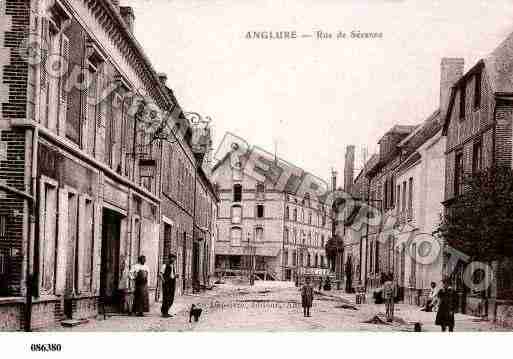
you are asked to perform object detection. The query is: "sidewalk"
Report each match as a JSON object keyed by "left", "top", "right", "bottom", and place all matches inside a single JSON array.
[
  {"left": 317, "top": 288, "right": 508, "bottom": 331},
  {"left": 47, "top": 288, "right": 225, "bottom": 332}
]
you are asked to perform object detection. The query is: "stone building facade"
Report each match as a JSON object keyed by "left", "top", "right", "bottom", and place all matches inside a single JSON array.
[{"left": 0, "top": 0, "right": 217, "bottom": 331}]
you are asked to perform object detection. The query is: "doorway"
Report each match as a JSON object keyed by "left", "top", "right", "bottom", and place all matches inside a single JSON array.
[
  {"left": 192, "top": 241, "right": 200, "bottom": 292},
  {"left": 100, "top": 208, "right": 122, "bottom": 310}
]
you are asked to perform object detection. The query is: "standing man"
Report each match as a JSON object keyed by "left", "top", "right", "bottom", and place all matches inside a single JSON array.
[
  {"left": 160, "top": 254, "right": 178, "bottom": 318},
  {"left": 435, "top": 278, "right": 458, "bottom": 332},
  {"left": 130, "top": 255, "right": 150, "bottom": 317},
  {"left": 301, "top": 276, "right": 314, "bottom": 317},
  {"left": 383, "top": 272, "right": 396, "bottom": 322}
]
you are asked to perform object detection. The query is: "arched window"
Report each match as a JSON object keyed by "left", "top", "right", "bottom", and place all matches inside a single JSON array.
[
  {"left": 231, "top": 205, "right": 242, "bottom": 224},
  {"left": 285, "top": 206, "right": 290, "bottom": 220},
  {"left": 233, "top": 184, "right": 242, "bottom": 202},
  {"left": 230, "top": 227, "right": 242, "bottom": 246},
  {"left": 284, "top": 228, "right": 289, "bottom": 243}
]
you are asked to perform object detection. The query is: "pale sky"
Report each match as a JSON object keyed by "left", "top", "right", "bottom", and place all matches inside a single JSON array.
[{"left": 125, "top": 0, "right": 513, "bottom": 184}]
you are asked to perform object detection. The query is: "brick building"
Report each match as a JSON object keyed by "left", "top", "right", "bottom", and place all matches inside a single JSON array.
[
  {"left": 0, "top": 0, "right": 217, "bottom": 331},
  {"left": 339, "top": 59, "right": 462, "bottom": 301},
  {"left": 441, "top": 33, "right": 513, "bottom": 323},
  {"left": 211, "top": 143, "right": 331, "bottom": 282}
]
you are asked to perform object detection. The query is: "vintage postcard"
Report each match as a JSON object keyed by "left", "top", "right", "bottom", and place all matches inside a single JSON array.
[{"left": 1, "top": 0, "right": 513, "bottom": 353}]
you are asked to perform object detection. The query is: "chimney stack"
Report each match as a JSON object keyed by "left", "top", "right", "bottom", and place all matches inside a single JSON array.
[
  {"left": 157, "top": 72, "right": 168, "bottom": 86},
  {"left": 120, "top": 6, "right": 135, "bottom": 34},
  {"left": 110, "top": 0, "right": 120, "bottom": 12},
  {"left": 344, "top": 145, "right": 355, "bottom": 194},
  {"left": 440, "top": 58, "right": 464, "bottom": 120},
  {"left": 331, "top": 169, "right": 337, "bottom": 192}
]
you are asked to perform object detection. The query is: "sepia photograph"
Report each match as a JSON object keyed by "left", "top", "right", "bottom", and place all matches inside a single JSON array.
[{"left": 2, "top": 0, "right": 513, "bottom": 355}]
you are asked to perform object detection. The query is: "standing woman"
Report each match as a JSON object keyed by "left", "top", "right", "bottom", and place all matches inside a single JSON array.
[
  {"left": 160, "top": 254, "right": 178, "bottom": 318},
  {"left": 301, "top": 276, "right": 314, "bottom": 317},
  {"left": 130, "top": 255, "right": 150, "bottom": 317},
  {"left": 435, "top": 278, "right": 458, "bottom": 332}
]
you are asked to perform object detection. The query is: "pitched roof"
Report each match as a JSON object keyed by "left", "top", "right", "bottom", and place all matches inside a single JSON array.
[
  {"left": 443, "top": 31, "right": 513, "bottom": 134},
  {"left": 484, "top": 32, "right": 513, "bottom": 94}
]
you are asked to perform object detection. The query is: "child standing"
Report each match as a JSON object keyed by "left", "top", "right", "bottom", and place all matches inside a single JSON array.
[{"left": 301, "top": 276, "right": 314, "bottom": 317}]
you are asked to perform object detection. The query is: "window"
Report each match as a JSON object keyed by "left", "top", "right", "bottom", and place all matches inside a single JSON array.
[
  {"left": 408, "top": 177, "right": 413, "bottom": 220},
  {"left": 0, "top": 215, "right": 5, "bottom": 238},
  {"left": 285, "top": 206, "right": 289, "bottom": 220},
  {"left": 231, "top": 205, "right": 242, "bottom": 224},
  {"left": 293, "top": 208, "right": 297, "bottom": 221},
  {"left": 284, "top": 228, "right": 289, "bottom": 243},
  {"left": 292, "top": 250, "right": 297, "bottom": 266},
  {"left": 369, "top": 241, "right": 374, "bottom": 274},
  {"left": 255, "top": 227, "right": 263, "bottom": 242},
  {"left": 396, "top": 184, "right": 401, "bottom": 215},
  {"left": 283, "top": 250, "right": 288, "bottom": 266},
  {"left": 41, "top": 181, "right": 58, "bottom": 294},
  {"left": 459, "top": 85, "right": 466, "bottom": 119},
  {"left": 308, "top": 211, "right": 312, "bottom": 224},
  {"left": 410, "top": 242, "right": 417, "bottom": 287},
  {"left": 454, "top": 151, "right": 464, "bottom": 196},
  {"left": 474, "top": 71, "right": 482, "bottom": 110},
  {"left": 256, "top": 204, "right": 264, "bottom": 218},
  {"left": 230, "top": 227, "right": 242, "bottom": 246},
  {"left": 233, "top": 184, "right": 242, "bottom": 202},
  {"left": 472, "top": 141, "right": 482, "bottom": 174},
  {"left": 321, "top": 235, "right": 325, "bottom": 248},
  {"left": 374, "top": 242, "right": 380, "bottom": 274},
  {"left": 401, "top": 181, "right": 407, "bottom": 217},
  {"left": 256, "top": 183, "right": 265, "bottom": 196}
]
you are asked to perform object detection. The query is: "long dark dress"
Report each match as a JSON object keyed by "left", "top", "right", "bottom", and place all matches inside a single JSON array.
[
  {"left": 435, "top": 287, "right": 457, "bottom": 328},
  {"left": 133, "top": 268, "right": 150, "bottom": 313},
  {"left": 161, "top": 264, "right": 176, "bottom": 315},
  {"left": 301, "top": 284, "right": 314, "bottom": 308}
]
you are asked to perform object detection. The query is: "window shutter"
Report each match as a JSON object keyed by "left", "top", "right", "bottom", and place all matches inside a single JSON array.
[
  {"left": 58, "top": 34, "right": 70, "bottom": 136},
  {"left": 39, "top": 18, "right": 50, "bottom": 126},
  {"left": 55, "top": 188, "right": 68, "bottom": 295}
]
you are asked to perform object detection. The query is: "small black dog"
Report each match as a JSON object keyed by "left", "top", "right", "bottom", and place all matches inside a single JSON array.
[{"left": 189, "top": 304, "right": 202, "bottom": 323}]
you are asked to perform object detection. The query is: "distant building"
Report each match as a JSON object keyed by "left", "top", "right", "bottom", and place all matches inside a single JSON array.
[{"left": 211, "top": 143, "right": 331, "bottom": 281}]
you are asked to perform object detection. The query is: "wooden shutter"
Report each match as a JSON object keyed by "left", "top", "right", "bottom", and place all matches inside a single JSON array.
[
  {"left": 39, "top": 18, "right": 50, "bottom": 126},
  {"left": 55, "top": 188, "right": 68, "bottom": 295},
  {"left": 58, "top": 34, "right": 70, "bottom": 136}
]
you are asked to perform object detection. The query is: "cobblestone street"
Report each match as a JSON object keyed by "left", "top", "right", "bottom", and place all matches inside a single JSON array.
[{"left": 50, "top": 281, "right": 508, "bottom": 332}]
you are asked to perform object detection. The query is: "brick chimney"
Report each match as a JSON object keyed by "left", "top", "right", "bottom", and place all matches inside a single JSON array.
[
  {"left": 440, "top": 58, "right": 464, "bottom": 120},
  {"left": 120, "top": 6, "right": 135, "bottom": 34},
  {"left": 110, "top": 0, "right": 120, "bottom": 12},
  {"left": 344, "top": 145, "right": 355, "bottom": 194},
  {"left": 331, "top": 169, "right": 337, "bottom": 192},
  {"left": 157, "top": 72, "right": 168, "bottom": 86}
]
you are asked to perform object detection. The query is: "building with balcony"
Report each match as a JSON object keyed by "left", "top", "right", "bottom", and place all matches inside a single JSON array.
[{"left": 211, "top": 142, "right": 331, "bottom": 282}]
